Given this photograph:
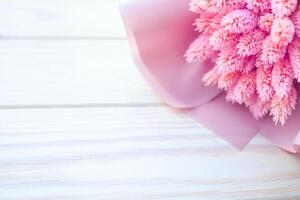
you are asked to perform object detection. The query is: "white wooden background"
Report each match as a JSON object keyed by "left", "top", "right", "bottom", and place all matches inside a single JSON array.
[{"left": 1, "top": 0, "right": 300, "bottom": 199}]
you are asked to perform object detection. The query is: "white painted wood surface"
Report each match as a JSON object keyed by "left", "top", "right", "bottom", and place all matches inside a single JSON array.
[{"left": 1, "top": 1, "right": 300, "bottom": 199}]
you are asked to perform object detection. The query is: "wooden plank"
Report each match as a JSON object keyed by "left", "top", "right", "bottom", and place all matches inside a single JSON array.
[
  {"left": 1, "top": 1, "right": 300, "bottom": 199},
  {"left": 0, "top": 106, "right": 300, "bottom": 200},
  {"left": 0, "top": 0, "right": 125, "bottom": 38},
  {"left": 0, "top": 39, "right": 160, "bottom": 106}
]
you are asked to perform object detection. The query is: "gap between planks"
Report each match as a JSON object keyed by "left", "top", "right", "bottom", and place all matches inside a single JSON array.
[
  {"left": 0, "top": 103, "right": 162, "bottom": 110},
  {"left": 0, "top": 39, "right": 160, "bottom": 106},
  {"left": 0, "top": 36, "right": 126, "bottom": 40}
]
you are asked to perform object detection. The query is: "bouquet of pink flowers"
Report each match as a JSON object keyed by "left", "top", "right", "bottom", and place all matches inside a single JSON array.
[{"left": 120, "top": 0, "right": 300, "bottom": 154}]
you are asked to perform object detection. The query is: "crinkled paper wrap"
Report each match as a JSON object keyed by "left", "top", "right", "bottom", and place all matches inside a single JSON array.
[{"left": 120, "top": 0, "right": 300, "bottom": 153}]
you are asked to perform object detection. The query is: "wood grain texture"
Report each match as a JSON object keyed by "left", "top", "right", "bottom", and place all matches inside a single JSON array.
[
  {"left": 0, "top": 39, "right": 159, "bottom": 106},
  {"left": 1, "top": 107, "right": 300, "bottom": 200},
  {"left": 0, "top": 0, "right": 125, "bottom": 38},
  {"left": 1, "top": 0, "right": 300, "bottom": 199}
]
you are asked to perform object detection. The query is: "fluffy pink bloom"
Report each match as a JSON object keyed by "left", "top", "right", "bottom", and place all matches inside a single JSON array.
[
  {"left": 271, "top": 0, "right": 297, "bottom": 17},
  {"left": 209, "top": 29, "right": 237, "bottom": 50},
  {"left": 271, "top": 86, "right": 297, "bottom": 125},
  {"left": 190, "top": 0, "right": 217, "bottom": 14},
  {"left": 194, "top": 16, "right": 214, "bottom": 34},
  {"left": 243, "top": 92, "right": 257, "bottom": 107},
  {"left": 291, "top": 10, "right": 300, "bottom": 37},
  {"left": 258, "top": 13, "right": 275, "bottom": 33},
  {"left": 201, "top": 0, "right": 246, "bottom": 13},
  {"left": 191, "top": 0, "right": 226, "bottom": 13},
  {"left": 271, "top": 59, "right": 294, "bottom": 98},
  {"left": 218, "top": 0, "right": 246, "bottom": 11},
  {"left": 186, "top": 0, "right": 300, "bottom": 125},
  {"left": 225, "top": 86, "right": 236, "bottom": 103},
  {"left": 242, "top": 56, "right": 256, "bottom": 74},
  {"left": 245, "top": 0, "right": 271, "bottom": 13},
  {"left": 202, "top": 67, "right": 220, "bottom": 86},
  {"left": 221, "top": 9, "right": 258, "bottom": 33},
  {"left": 249, "top": 96, "right": 272, "bottom": 119},
  {"left": 237, "top": 29, "right": 266, "bottom": 57},
  {"left": 215, "top": 49, "right": 244, "bottom": 73},
  {"left": 257, "top": 53, "right": 273, "bottom": 69},
  {"left": 185, "top": 35, "right": 215, "bottom": 63},
  {"left": 217, "top": 71, "right": 241, "bottom": 90},
  {"left": 233, "top": 71, "right": 257, "bottom": 104},
  {"left": 288, "top": 38, "right": 300, "bottom": 81},
  {"left": 271, "top": 17, "right": 295, "bottom": 45},
  {"left": 256, "top": 64, "right": 274, "bottom": 101},
  {"left": 194, "top": 13, "right": 221, "bottom": 34},
  {"left": 189, "top": 0, "right": 208, "bottom": 13},
  {"left": 261, "top": 36, "right": 286, "bottom": 64}
]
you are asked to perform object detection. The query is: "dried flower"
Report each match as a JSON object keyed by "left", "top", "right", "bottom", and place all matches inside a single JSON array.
[
  {"left": 261, "top": 36, "right": 286, "bottom": 64},
  {"left": 185, "top": 35, "right": 215, "bottom": 63},
  {"left": 292, "top": 10, "right": 300, "bottom": 37},
  {"left": 256, "top": 63, "right": 274, "bottom": 101},
  {"left": 233, "top": 71, "right": 257, "bottom": 104},
  {"left": 237, "top": 29, "right": 265, "bottom": 57},
  {"left": 271, "top": 17, "right": 295, "bottom": 45},
  {"left": 209, "top": 29, "right": 237, "bottom": 50},
  {"left": 187, "top": 0, "right": 300, "bottom": 125},
  {"left": 245, "top": 0, "right": 271, "bottom": 13},
  {"left": 215, "top": 49, "right": 244, "bottom": 73},
  {"left": 271, "top": 59, "right": 294, "bottom": 98},
  {"left": 271, "top": 86, "right": 297, "bottom": 125},
  {"left": 289, "top": 38, "right": 300, "bottom": 81},
  {"left": 271, "top": 0, "right": 297, "bottom": 17},
  {"left": 259, "top": 13, "right": 275, "bottom": 33},
  {"left": 221, "top": 9, "right": 258, "bottom": 33}
]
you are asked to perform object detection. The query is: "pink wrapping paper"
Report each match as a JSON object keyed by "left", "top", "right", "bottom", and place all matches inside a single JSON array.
[{"left": 120, "top": 0, "right": 300, "bottom": 153}]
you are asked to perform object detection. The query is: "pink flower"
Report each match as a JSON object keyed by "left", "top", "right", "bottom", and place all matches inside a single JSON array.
[
  {"left": 237, "top": 29, "right": 266, "bottom": 57},
  {"left": 217, "top": 0, "right": 246, "bottom": 11},
  {"left": 271, "top": 0, "right": 297, "bottom": 17},
  {"left": 189, "top": 0, "right": 207, "bottom": 13},
  {"left": 288, "top": 38, "right": 300, "bottom": 81},
  {"left": 202, "top": 67, "right": 220, "bottom": 86},
  {"left": 291, "top": 10, "right": 300, "bottom": 37},
  {"left": 271, "top": 59, "right": 294, "bottom": 98},
  {"left": 242, "top": 56, "right": 256, "bottom": 74},
  {"left": 245, "top": 0, "right": 271, "bottom": 13},
  {"left": 232, "top": 71, "right": 256, "bottom": 104},
  {"left": 217, "top": 71, "right": 241, "bottom": 90},
  {"left": 215, "top": 49, "right": 244, "bottom": 73},
  {"left": 258, "top": 13, "right": 275, "bottom": 33},
  {"left": 221, "top": 9, "right": 258, "bottom": 33},
  {"left": 194, "top": 13, "right": 221, "bottom": 34},
  {"left": 186, "top": 0, "right": 300, "bottom": 125},
  {"left": 209, "top": 29, "right": 237, "bottom": 50},
  {"left": 185, "top": 35, "right": 215, "bottom": 63},
  {"left": 271, "top": 86, "right": 297, "bottom": 125},
  {"left": 261, "top": 36, "right": 286, "bottom": 64},
  {"left": 249, "top": 96, "right": 272, "bottom": 119},
  {"left": 256, "top": 63, "right": 274, "bottom": 102},
  {"left": 192, "top": 0, "right": 225, "bottom": 13},
  {"left": 271, "top": 17, "right": 295, "bottom": 45},
  {"left": 121, "top": 0, "right": 300, "bottom": 153}
]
